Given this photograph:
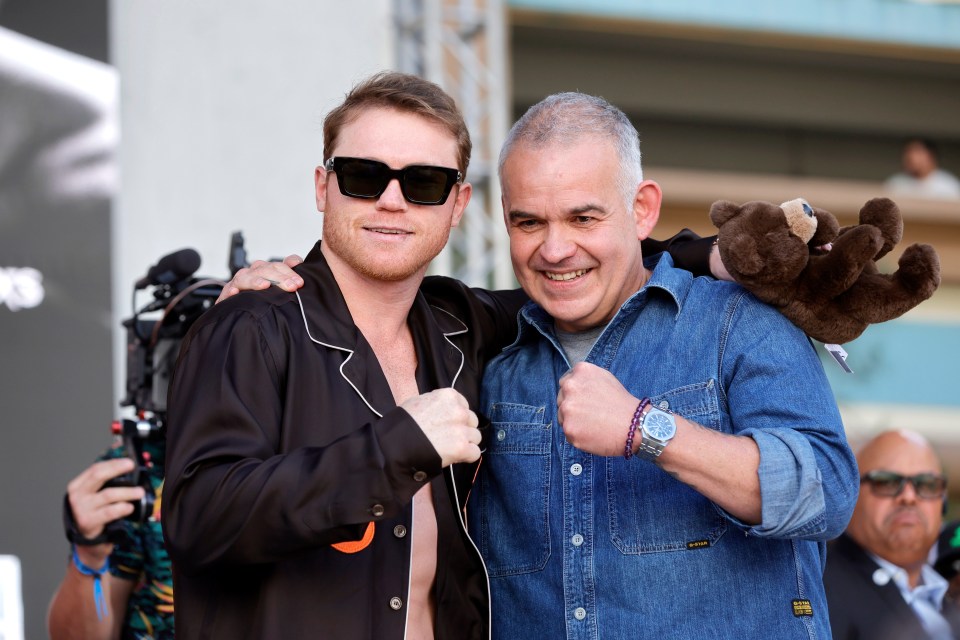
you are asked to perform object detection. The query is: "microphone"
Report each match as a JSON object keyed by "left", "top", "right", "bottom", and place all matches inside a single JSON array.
[{"left": 135, "top": 248, "right": 201, "bottom": 289}]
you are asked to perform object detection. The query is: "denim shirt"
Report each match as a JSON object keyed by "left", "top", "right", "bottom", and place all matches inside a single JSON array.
[{"left": 469, "top": 254, "right": 858, "bottom": 640}]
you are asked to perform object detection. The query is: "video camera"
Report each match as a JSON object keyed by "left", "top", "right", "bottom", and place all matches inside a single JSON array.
[
  {"left": 110, "top": 231, "right": 248, "bottom": 522},
  {"left": 64, "top": 233, "right": 249, "bottom": 545},
  {"left": 107, "top": 233, "right": 249, "bottom": 525}
]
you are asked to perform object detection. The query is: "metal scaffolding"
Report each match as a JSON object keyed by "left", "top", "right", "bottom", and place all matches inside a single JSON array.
[{"left": 394, "top": 0, "right": 514, "bottom": 289}]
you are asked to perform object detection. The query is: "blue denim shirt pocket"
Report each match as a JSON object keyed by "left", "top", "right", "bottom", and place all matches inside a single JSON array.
[
  {"left": 605, "top": 380, "right": 728, "bottom": 554},
  {"left": 474, "top": 402, "right": 552, "bottom": 577}
]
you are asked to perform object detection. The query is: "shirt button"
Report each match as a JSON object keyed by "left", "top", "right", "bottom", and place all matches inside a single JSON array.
[
  {"left": 570, "top": 463, "right": 583, "bottom": 476},
  {"left": 657, "top": 400, "right": 670, "bottom": 410},
  {"left": 393, "top": 525, "right": 407, "bottom": 538},
  {"left": 574, "top": 607, "right": 587, "bottom": 620},
  {"left": 497, "top": 429, "right": 506, "bottom": 441},
  {"left": 571, "top": 534, "right": 584, "bottom": 546},
  {"left": 413, "top": 470, "right": 427, "bottom": 482},
  {"left": 371, "top": 504, "right": 385, "bottom": 517},
  {"left": 389, "top": 596, "right": 403, "bottom": 610}
]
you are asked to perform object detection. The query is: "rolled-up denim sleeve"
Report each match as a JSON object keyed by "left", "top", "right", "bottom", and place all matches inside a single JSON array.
[{"left": 720, "top": 294, "right": 859, "bottom": 540}]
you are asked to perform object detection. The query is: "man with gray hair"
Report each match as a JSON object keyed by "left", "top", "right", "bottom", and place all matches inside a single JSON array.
[{"left": 468, "top": 92, "right": 858, "bottom": 639}]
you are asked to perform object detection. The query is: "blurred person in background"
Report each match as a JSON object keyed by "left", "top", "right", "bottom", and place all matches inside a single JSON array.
[
  {"left": 47, "top": 446, "right": 171, "bottom": 640},
  {"left": 885, "top": 138, "right": 960, "bottom": 199},
  {"left": 825, "top": 429, "right": 960, "bottom": 640}
]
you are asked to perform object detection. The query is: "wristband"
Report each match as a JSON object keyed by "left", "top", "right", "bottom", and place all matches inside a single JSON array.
[
  {"left": 624, "top": 397, "right": 651, "bottom": 460},
  {"left": 70, "top": 544, "right": 110, "bottom": 620}
]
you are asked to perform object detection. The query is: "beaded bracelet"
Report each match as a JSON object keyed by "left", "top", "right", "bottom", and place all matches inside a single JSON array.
[
  {"left": 71, "top": 544, "right": 110, "bottom": 620},
  {"left": 624, "top": 397, "right": 651, "bottom": 460}
]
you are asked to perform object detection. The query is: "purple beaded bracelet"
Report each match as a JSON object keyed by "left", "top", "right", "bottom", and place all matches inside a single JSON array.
[{"left": 624, "top": 397, "right": 651, "bottom": 460}]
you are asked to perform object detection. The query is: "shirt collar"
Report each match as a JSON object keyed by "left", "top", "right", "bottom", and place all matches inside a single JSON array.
[
  {"left": 512, "top": 252, "right": 690, "bottom": 347},
  {"left": 871, "top": 553, "right": 949, "bottom": 610}
]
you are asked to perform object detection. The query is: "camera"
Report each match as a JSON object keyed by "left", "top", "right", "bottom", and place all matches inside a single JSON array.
[
  {"left": 101, "top": 417, "right": 162, "bottom": 525},
  {"left": 118, "top": 231, "right": 248, "bottom": 512},
  {"left": 107, "top": 233, "right": 249, "bottom": 524},
  {"left": 64, "top": 233, "right": 248, "bottom": 544}
]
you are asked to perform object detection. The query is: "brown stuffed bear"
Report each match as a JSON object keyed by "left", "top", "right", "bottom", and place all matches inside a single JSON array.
[{"left": 709, "top": 197, "right": 941, "bottom": 344}]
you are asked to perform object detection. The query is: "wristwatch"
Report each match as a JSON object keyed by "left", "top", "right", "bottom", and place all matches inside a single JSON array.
[{"left": 636, "top": 404, "right": 677, "bottom": 460}]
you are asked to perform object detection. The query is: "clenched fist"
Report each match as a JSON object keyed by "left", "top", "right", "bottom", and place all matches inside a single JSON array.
[
  {"left": 402, "top": 388, "right": 482, "bottom": 467},
  {"left": 557, "top": 362, "right": 640, "bottom": 457}
]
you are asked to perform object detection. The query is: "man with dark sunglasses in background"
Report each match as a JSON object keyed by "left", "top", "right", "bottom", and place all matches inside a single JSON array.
[{"left": 825, "top": 429, "right": 960, "bottom": 639}]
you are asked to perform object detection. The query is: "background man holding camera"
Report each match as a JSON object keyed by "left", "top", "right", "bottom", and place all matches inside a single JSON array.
[
  {"left": 47, "top": 435, "right": 171, "bottom": 639},
  {"left": 47, "top": 241, "right": 223, "bottom": 640}
]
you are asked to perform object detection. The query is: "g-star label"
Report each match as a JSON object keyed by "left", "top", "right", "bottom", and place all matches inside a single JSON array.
[
  {"left": 792, "top": 599, "right": 813, "bottom": 617},
  {"left": 686, "top": 540, "right": 710, "bottom": 549}
]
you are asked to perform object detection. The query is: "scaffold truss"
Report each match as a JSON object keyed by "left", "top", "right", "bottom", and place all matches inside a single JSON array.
[{"left": 394, "top": 0, "right": 514, "bottom": 289}]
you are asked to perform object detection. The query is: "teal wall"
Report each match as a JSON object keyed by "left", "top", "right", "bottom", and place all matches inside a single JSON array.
[
  {"left": 821, "top": 318, "right": 960, "bottom": 407},
  {"left": 510, "top": 0, "right": 960, "bottom": 50}
]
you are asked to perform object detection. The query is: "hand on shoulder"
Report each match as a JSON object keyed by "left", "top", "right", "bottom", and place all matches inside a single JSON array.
[{"left": 216, "top": 254, "right": 305, "bottom": 303}]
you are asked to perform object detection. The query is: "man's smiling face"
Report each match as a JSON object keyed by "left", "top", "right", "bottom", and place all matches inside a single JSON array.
[
  {"left": 316, "top": 106, "right": 469, "bottom": 283},
  {"left": 501, "top": 137, "right": 657, "bottom": 332}
]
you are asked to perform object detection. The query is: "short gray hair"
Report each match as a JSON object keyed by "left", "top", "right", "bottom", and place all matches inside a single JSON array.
[{"left": 498, "top": 92, "right": 643, "bottom": 209}]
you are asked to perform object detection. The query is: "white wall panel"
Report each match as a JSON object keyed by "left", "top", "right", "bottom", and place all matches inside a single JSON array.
[{"left": 110, "top": 0, "right": 395, "bottom": 401}]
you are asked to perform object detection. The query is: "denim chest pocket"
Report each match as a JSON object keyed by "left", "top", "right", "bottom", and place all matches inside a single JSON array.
[
  {"left": 473, "top": 403, "right": 552, "bottom": 577},
  {"left": 606, "top": 380, "right": 727, "bottom": 554}
]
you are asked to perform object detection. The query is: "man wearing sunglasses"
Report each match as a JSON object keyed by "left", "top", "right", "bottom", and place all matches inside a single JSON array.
[
  {"left": 825, "top": 429, "right": 960, "bottom": 639},
  {"left": 162, "top": 71, "right": 523, "bottom": 640}
]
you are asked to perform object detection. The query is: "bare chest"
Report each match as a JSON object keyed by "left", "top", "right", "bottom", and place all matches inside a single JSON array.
[
  {"left": 368, "top": 332, "right": 438, "bottom": 636},
  {"left": 372, "top": 336, "right": 420, "bottom": 405}
]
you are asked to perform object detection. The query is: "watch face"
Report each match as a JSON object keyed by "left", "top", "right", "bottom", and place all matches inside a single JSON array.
[{"left": 645, "top": 410, "right": 676, "bottom": 440}]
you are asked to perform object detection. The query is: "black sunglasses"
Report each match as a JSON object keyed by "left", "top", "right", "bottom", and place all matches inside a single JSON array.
[
  {"left": 325, "top": 157, "right": 462, "bottom": 205},
  {"left": 860, "top": 470, "right": 947, "bottom": 499}
]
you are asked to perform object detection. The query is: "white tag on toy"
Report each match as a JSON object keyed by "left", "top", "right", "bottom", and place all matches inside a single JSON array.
[{"left": 823, "top": 343, "right": 853, "bottom": 374}]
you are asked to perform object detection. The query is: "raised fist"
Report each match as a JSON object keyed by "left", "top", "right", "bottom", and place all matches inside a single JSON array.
[{"left": 402, "top": 388, "right": 482, "bottom": 467}]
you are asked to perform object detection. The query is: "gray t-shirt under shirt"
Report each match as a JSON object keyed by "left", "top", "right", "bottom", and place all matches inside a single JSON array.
[{"left": 556, "top": 325, "right": 605, "bottom": 365}]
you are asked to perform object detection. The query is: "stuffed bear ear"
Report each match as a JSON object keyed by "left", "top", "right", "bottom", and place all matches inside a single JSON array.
[
  {"left": 725, "top": 234, "right": 764, "bottom": 276},
  {"left": 858, "top": 197, "right": 903, "bottom": 258},
  {"left": 709, "top": 200, "right": 742, "bottom": 228},
  {"left": 809, "top": 208, "right": 840, "bottom": 247}
]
